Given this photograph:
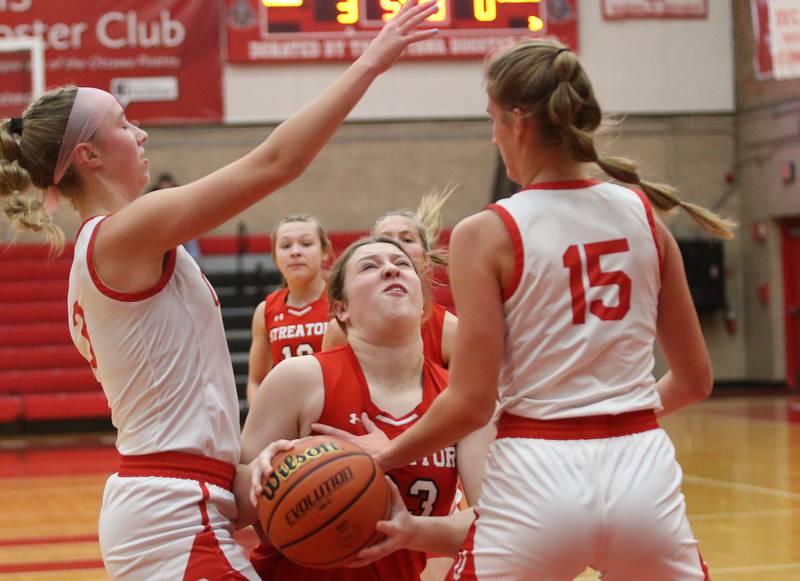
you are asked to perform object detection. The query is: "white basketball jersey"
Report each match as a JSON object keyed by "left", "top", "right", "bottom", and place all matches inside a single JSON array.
[
  {"left": 490, "top": 180, "right": 663, "bottom": 419},
  {"left": 67, "top": 216, "right": 240, "bottom": 464}
]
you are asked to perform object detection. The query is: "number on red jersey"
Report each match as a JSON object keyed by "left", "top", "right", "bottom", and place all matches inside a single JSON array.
[{"left": 280, "top": 343, "right": 314, "bottom": 360}]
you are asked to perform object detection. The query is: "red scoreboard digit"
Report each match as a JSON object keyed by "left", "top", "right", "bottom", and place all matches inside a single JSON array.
[{"left": 226, "top": 0, "right": 577, "bottom": 62}]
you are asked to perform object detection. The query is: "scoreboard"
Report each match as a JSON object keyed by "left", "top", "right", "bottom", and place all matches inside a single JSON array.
[{"left": 226, "top": 0, "right": 577, "bottom": 62}]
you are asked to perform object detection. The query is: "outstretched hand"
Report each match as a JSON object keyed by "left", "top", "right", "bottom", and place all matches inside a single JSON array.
[
  {"left": 312, "top": 412, "right": 390, "bottom": 458},
  {"left": 359, "top": 0, "right": 440, "bottom": 74},
  {"left": 347, "top": 477, "right": 415, "bottom": 568}
]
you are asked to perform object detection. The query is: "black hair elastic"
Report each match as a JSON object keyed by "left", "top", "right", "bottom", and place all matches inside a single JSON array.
[
  {"left": 555, "top": 47, "right": 571, "bottom": 56},
  {"left": 9, "top": 117, "right": 23, "bottom": 136}
]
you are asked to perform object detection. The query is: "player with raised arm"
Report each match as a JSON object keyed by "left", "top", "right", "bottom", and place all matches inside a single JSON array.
[{"left": 0, "top": 3, "right": 439, "bottom": 577}]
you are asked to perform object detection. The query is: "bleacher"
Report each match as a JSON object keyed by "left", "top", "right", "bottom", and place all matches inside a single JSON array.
[
  {"left": 0, "top": 229, "right": 380, "bottom": 429},
  {"left": 0, "top": 228, "right": 452, "bottom": 430},
  {"left": 0, "top": 243, "right": 110, "bottom": 425}
]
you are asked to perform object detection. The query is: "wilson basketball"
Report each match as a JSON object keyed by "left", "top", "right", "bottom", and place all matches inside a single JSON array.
[{"left": 256, "top": 435, "right": 391, "bottom": 569}]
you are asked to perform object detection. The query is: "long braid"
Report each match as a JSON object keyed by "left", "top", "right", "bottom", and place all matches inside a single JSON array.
[{"left": 486, "top": 40, "right": 736, "bottom": 240}]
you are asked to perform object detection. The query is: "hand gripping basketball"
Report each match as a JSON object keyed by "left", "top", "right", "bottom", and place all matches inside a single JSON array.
[
  {"left": 253, "top": 435, "right": 392, "bottom": 569},
  {"left": 346, "top": 477, "right": 413, "bottom": 568}
]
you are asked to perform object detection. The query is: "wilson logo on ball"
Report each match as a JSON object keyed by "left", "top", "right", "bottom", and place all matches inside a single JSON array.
[{"left": 262, "top": 441, "right": 343, "bottom": 501}]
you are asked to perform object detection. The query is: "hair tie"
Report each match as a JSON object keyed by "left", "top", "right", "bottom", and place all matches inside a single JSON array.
[{"left": 9, "top": 117, "right": 23, "bottom": 136}]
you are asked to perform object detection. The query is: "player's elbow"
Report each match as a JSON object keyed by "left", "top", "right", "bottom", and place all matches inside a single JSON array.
[
  {"left": 678, "top": 363, "right": 714, "bottom": 403},
  {"left": 459, "top": 392, "right": 495, "bottom": 432},
  {"left": 256, "top": 149, "right": 309, "bottom": 190},
  {"left": 695, "top": 365, "right": 714, "bottom": 401}
]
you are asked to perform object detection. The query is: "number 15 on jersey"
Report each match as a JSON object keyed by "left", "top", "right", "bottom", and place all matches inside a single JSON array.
[{"left": 563, "top": 238, "right": 632, "bottom": 325}]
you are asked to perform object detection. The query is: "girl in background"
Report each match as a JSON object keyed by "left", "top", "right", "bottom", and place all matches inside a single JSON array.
[
  {"left": 323, "top": 188, "right": 457, "bottom": 368},
  {"left": 247, "top": 214, "right": 332, "bottom": 406}
]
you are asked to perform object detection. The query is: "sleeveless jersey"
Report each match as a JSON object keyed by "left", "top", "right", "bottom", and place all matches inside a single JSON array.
[
  {"left": 421, "top": 302, "right": 447, "bottom": 368},
  {"left": 251, "top": 345, "right": 458, "bottom": 581},
  {"left": 67, "top": 216, "right": 240, "bottom": 463},
  {"left": 264, "top": 287, "right": 329, "bottom": 365},
  {"left": 488, "top": 180, "right": 663, "bottom": 420}
]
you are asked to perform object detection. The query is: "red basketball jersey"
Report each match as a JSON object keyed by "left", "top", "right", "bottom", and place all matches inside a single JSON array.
[
  {"left": 421, "top": 302, "right": 447, "bottom": 368},
  {"left": 250, "top": 345, "right": 458, "bottom": 581},
  {"left": 264, "top": 288, "right": 329, "bottom": 366}
]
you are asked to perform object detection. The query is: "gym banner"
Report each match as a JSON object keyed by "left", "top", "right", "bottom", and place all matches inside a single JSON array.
[
  {"left": 0, "top": 0, "right": 222, "bottom": 123},
  {"left": 768, "top": 0, "right": 800, "bottom": 80},
  {"left": 752, "top": 0, "right": 774, "bottom": 79},
  {"left": 601, "top": 0, "right": 707, "bottom": 20},
  {"left": 225, "top": 0, "right": 579, "bottom": 63}
]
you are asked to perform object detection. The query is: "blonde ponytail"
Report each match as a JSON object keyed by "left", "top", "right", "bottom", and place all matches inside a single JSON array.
[
  {"left": 3, "top": 191, "right": 65, "bottom": 250},
  {"left": 0, "top": 87, "right": 77, "bottom": 252},
  {"left": 485, "top": 39, "right": 736, "bottom": 240},
  {"left": 597, "top": 156, "right": 736, "bottom": 239}
]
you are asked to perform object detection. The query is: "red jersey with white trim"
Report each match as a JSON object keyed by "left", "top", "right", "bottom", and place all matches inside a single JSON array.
[
  {"left": 264, "top": 287, "right": 329, "bottom": 365},
  {"left": 67, "top": 216, "right": 240, "bottom": 464},
  {"left": 250, "top": 345, "right": 458, "bottom": 581},
  {"left": 421, "top": 302, "right": 447, "bottom": 368},
  {"left": 488, "top": 180, "right": 663, "bottom": 420}
]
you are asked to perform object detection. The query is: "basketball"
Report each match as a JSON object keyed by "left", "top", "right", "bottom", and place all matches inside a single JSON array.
[{"left": 256, "top": 435, "right": 391, "bottom": 569}]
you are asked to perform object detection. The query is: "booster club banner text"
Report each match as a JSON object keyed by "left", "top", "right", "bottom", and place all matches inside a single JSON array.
[{"left": 0, "top": 0, "right": 222, "bottom": 123}]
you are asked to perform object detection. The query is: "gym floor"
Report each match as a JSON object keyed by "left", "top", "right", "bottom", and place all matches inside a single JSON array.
[{"left": 1, "top": 390, "right": 798, "bottom": 580}]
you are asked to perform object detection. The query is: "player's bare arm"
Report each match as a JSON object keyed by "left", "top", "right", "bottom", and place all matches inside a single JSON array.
[
  {"left": 235, "top": 356, "right": 325, "bottom": 526},
  {"left": 92, "top": 0, "right": 440, "bottom": 292},
  {"left": 654, "top": 217, "right": 714, "bottom": 415},
  {"left": 377, "top": 210, "right": 508, "bottom": 470},
  {"left": 246, "top": 301, "right": 272, "bottom": 407},
  {"left": 440, "top": 310, "right": 458, "bottom": 367}
]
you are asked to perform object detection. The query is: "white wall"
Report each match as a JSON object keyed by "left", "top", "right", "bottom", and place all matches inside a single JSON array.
[
  {"left": 224, "top": 0, "right": 735, "bottom": 123},
  {"left": 580, "top": 0, "right": 734, "bottom": 114}
]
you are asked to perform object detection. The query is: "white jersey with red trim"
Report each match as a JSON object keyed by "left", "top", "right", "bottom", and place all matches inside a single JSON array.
[
  {"left": 489, "top": 180, "right": 663, "bottom": 419},
  {"left": 67, "top": 216, "right": 240, "bottom": 464}
]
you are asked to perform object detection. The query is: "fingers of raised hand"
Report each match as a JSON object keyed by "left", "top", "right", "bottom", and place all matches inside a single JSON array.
[{"left": 397, "top": 1, "right": 439, "bottom": 34}]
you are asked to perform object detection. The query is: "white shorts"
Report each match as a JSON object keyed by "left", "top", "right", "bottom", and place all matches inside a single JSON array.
[
  {"left": 98, "top": 452, "right": 259, "bottom": 580},
  {"left": 450, "top": 413, "right": 708, "bottom": 581}
]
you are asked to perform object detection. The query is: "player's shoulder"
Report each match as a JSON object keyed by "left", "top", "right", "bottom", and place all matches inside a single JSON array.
[{"left": 267, "top": 352, "right": 323, "bottom": 390}]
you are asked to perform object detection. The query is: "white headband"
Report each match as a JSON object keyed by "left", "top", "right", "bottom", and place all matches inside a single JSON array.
[{"left": 52, "top": 87, "right": 116, "bottom": 185}]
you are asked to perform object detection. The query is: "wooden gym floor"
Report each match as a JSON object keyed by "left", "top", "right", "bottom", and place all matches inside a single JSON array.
[{"left": 0, "top": 391, "right": 798, "bottom": 580}]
